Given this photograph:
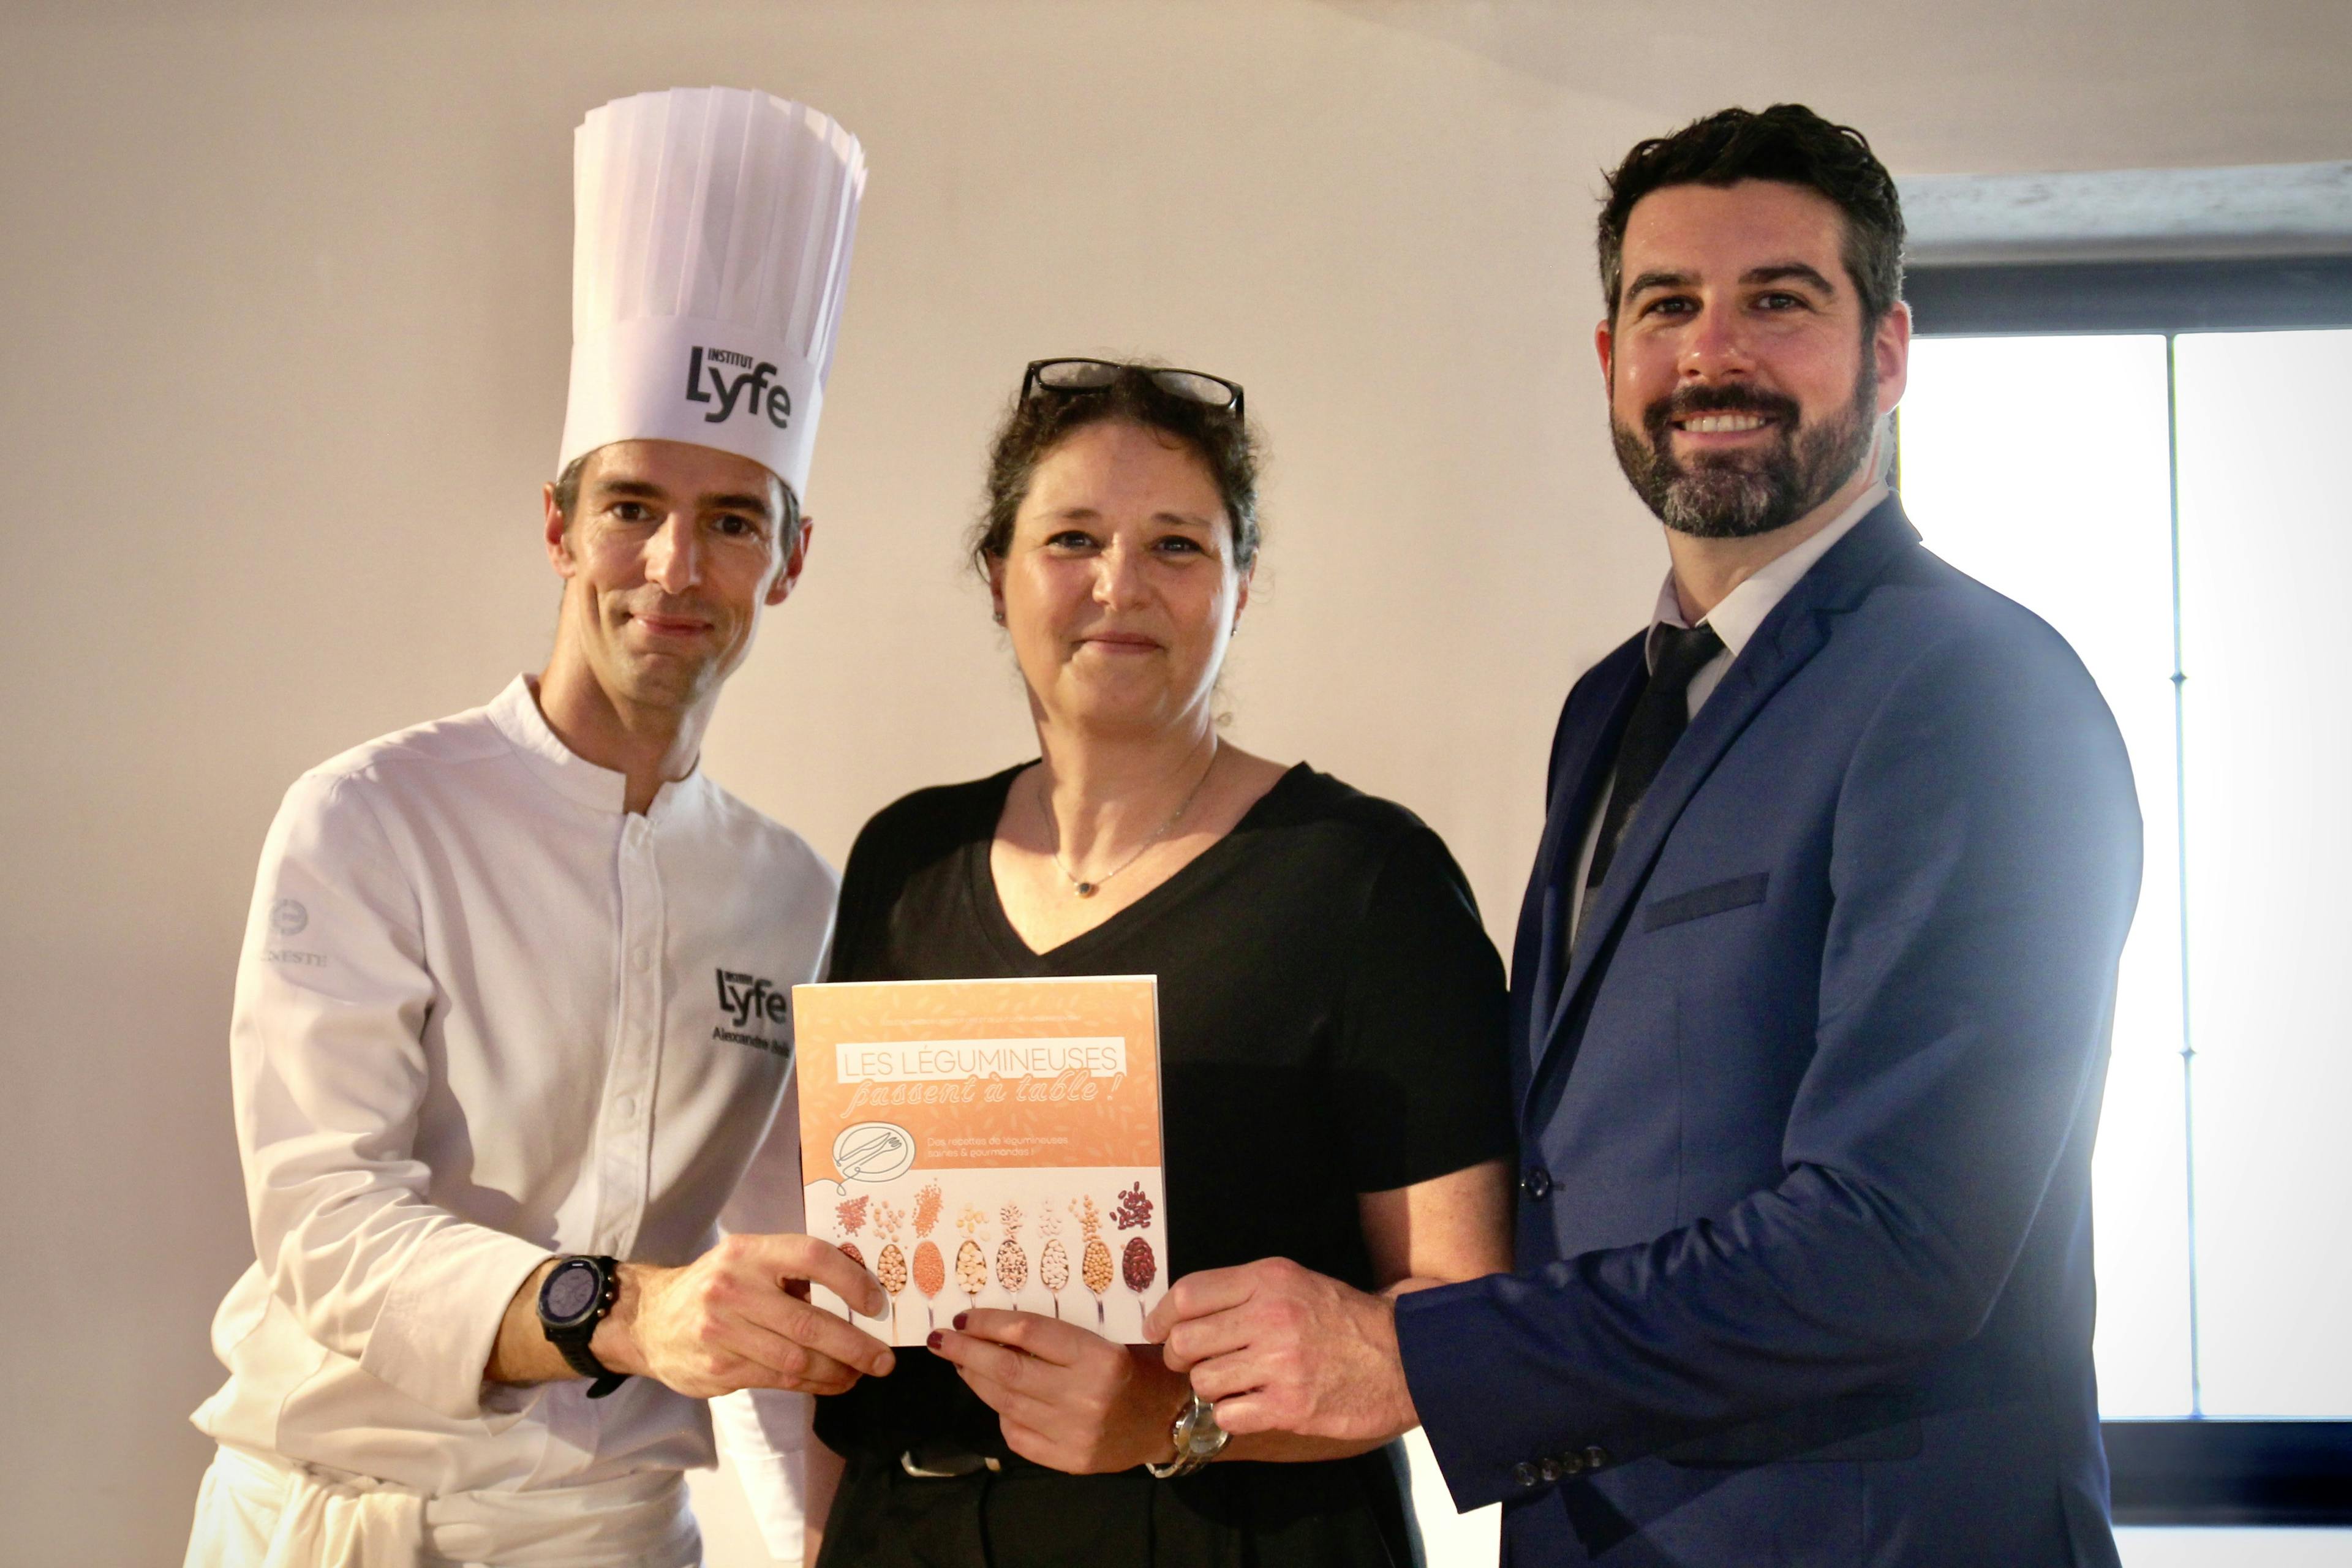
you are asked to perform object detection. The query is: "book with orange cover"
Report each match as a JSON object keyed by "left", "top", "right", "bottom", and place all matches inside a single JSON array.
[{"left": 792, "top": 975, "right": 1166, "bottom": 1346}]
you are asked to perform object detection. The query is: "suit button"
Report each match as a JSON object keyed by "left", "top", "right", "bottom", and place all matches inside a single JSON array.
[
  {"left": 1559, "top": 1451, "right": 1585, "bottom": 1476},
  {"left": 1583, "top": 1446, "right": 1611, "bottom": 1470},
  {"left": 1521, "top": 1166, "right": 1553, "bottom": 1201},
  {"left": 1512, "top": 1461, "right": 1540, "bottom": 1488},
  {"left": 1537, "top": 1457, "right": 1560, "bottom": 1482}
]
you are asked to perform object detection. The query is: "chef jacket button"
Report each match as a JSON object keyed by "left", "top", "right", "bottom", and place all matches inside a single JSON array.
[
  {"left": 1521, "top": 1166, "right": 1552, "bottom": 1201},
  {"left": 1512, "top": 1461, "right": 1539, "bottom": 1488},
  {"left": 616, "top": 1094, "right": 637, "bottom": 1116},
  {"left": 1583, "top": 1446, "right": 1611, "bottom": 1470}
]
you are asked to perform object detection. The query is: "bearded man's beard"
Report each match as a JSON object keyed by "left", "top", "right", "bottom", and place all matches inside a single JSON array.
[{"left": 1611, "top": 364, "right": 1880, "bottom": 540}]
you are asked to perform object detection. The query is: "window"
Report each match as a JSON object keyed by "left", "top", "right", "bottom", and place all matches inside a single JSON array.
[{"left": 1898, "top": 258, "right": 2352, "bottom": 1525}]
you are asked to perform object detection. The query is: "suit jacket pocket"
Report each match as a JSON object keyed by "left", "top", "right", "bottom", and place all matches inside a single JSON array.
[{"left": 1641, "top": 872, "right": 1769, "bottom": 932}]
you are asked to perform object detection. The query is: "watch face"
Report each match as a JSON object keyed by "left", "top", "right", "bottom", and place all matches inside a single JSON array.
[
  {"left": 543, "top": 1260, "right": 601, "bottom": 1325},
  {"left": 1185, "top": 1397, "right": 1226, "bottom": 1457}
]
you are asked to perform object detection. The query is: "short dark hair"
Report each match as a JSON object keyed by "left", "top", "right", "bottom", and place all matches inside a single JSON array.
[
  {"left": 969, "top": 364, "right": 1261, "bottom": 579},
  {"left": 1597, "top": 104, "right": 1905, "bottom": 330},
  {"left": 552, "top": 450, "right": 802, "bottom": 549}
]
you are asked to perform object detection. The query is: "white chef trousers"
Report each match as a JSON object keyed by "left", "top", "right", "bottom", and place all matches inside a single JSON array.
[{"left": 182, "top": 1444, "right": 702, "bottom": 1568}]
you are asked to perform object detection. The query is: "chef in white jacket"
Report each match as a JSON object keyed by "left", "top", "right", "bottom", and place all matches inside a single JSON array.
[{"left": 185, "top": 86, "right": 884, "bottom": 1568}]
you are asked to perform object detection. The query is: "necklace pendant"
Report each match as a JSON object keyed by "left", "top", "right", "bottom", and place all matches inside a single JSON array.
[{"left": 1074, "top": 881, "right": 1098, "bottom": 898}]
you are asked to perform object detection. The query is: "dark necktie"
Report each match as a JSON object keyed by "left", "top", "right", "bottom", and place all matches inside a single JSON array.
[{"left": 1578, "top": 621, "right": 1725, "bottom": 933}]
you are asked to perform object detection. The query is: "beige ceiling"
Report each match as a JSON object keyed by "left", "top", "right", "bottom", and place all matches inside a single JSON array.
[{"left": 1320, "top": 0, "right": 2352, "bottom": 173}]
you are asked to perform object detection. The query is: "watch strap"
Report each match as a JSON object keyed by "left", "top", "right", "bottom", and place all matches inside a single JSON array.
[{"left": 554, "top": 1333, "right": 628, "bottom": 1400}]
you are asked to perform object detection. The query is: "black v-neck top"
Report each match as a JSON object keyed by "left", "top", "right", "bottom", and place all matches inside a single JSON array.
[{"left": 815, "top": 762, "right": 1512, "bottom": 1470}]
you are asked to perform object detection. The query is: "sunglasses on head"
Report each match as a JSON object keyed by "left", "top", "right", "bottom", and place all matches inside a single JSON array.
[{"left": 1020, "top": 358, "right": 1245, "bottom": 420}]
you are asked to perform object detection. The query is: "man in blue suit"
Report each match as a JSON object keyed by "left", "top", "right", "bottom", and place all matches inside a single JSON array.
[{"left": 1149, "top": 105, "right": 2142, "bottom": 1566}]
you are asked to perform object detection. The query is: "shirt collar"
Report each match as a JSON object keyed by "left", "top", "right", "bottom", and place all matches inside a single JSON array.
[
  {"left": 486, "top": 675, "right": 705, "bottom": 820},
  {"left": 1649, "top": 481, "right": 1889, "bottom": 661}
]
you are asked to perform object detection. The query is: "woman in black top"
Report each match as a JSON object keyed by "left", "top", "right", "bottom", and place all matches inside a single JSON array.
[{"left": 812, "top": 360, "right": 1513, "bottom": 1567}]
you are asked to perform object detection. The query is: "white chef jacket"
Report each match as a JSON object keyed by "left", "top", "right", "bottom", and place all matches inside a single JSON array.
[{"left": 192, "top": 676, "right": 834, "bottom": 1550}]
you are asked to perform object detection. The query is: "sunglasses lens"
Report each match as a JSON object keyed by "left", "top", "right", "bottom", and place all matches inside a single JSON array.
[
  {"left": 1026, "top": 360, "right": 1241, "bottom": 414},
  {"left": 1150, "top": 371, "right": 1238, "bottom": 409},
  {"left": 1031, "top": 360, "right": 1123, "bottom": 393}
]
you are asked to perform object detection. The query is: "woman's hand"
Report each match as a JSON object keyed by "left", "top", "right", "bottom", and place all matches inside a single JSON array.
[{"left": 929, "top": 1309, "right": 1191, "bottom": 1474}]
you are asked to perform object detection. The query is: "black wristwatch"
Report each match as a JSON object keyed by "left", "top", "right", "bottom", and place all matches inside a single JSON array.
[{"left": 538, "top": 1254, "right": 628, "bottom": 1400}]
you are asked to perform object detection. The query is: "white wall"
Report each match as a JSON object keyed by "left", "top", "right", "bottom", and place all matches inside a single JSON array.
[{"left": 3, "top": 1, "right": 2348, "bottom": 1561}]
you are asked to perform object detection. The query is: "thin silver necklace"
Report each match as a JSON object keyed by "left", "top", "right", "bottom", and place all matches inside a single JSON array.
[{"left": 1038, "top": 739, "right": 1219, "bottom": 898}]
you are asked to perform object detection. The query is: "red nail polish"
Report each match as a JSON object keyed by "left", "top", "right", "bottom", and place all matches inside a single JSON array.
[
  {"left": 952, "top": 1311, "right": 968, "bottom": 1330},
  {"left": 926, "top": 1330, "right": 943, "bottom": 1350}
]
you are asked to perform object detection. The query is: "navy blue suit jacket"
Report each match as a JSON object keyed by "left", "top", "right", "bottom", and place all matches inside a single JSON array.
[{"left": 1396, "top": 498, "right": 2142, "bottom": 1567}]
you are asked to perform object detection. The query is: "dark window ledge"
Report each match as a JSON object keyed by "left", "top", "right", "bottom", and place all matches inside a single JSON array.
[
  {"left": 2106, "top": 1419, "right": 2352, "bottom": 1526},
  {"left": 1909, "top": 255, "right": 2352, "bottom": 336}
]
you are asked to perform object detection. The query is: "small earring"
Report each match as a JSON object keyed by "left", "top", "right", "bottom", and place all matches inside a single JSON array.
[{"left": 992, "top": 607, "right": 1006, "bottom": 625}]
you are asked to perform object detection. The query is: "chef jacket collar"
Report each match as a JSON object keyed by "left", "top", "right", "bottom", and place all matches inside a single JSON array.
[{"left": 488, "top": 674, "right": 704, "bottom": 820}]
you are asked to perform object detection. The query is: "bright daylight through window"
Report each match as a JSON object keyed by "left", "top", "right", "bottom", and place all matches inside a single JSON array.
[{"left": 1898, "top": 328, "right": 2352, "bottom": 1421}]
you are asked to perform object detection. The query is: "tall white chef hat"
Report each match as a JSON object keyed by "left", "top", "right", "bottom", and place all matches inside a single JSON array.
[{"left": 558, "top": 87, "right": 867, "bottom": 504}]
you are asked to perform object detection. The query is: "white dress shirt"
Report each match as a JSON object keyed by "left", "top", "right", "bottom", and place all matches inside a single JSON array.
[
  {"left": 1568, "top": 484, "right": 1889, "bottom": 940},
  {"left": 192, "top": 676, "right": 834, "bottom": 1551}
]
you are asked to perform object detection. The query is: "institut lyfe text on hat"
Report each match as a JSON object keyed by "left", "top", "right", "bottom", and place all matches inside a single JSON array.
[{"left": 558, "top": 86, "right": 867, "bottom": 502}]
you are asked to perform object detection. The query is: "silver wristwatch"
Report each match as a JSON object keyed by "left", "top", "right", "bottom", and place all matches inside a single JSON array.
[{"left": 1147, "top": 1393, "right": 1229, "bottom": 1479}]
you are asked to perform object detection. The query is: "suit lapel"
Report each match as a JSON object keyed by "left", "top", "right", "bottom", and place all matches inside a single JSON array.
[
  {"left": 1510, "top": 636, "right": 1646, "bottom": 1092},
  {"left": 1526, "top": 497, "right": 1923, "bottom": 1104}
]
